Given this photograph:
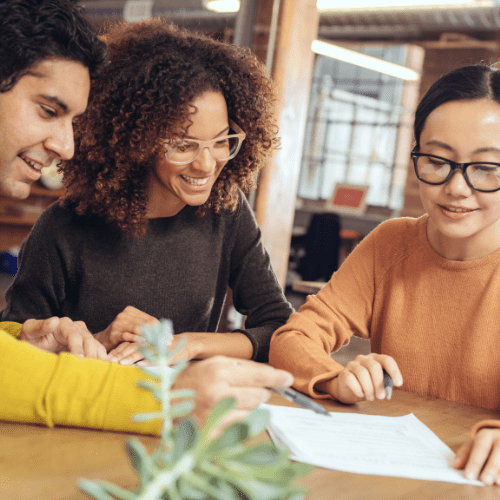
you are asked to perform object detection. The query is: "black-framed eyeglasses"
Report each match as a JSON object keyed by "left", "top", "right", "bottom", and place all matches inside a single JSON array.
[{"left": 411, "top": 151, "right": 500, "bottom": 193}]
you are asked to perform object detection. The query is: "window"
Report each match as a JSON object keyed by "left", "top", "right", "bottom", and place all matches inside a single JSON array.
[{"left": 298, "top": 45, "right": 422, "bottom": 213}]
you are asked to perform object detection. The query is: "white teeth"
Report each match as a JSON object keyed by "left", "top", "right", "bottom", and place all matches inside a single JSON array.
[
  {"left": 446, "top": 207, "right": 472, "bottom": 213},
  {"left": 20, "top": 155, "right": 42, "bottom": 171},
  {"left": 181, "top": 175, "right": 209, "bottom": 186}
]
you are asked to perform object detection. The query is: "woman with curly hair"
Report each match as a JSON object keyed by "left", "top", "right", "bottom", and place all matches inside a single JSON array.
[{"left": 2, "top": 18, "right": 293, "bottom": 365}]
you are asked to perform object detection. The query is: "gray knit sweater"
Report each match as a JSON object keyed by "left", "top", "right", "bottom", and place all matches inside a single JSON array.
[{"left": 1, "top": 192, "right": 292, "bottom": 361}]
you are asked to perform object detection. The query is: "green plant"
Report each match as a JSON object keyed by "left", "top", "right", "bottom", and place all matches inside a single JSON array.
[{"left": 79, "top": 320, "right": 312, "bottom": 500}]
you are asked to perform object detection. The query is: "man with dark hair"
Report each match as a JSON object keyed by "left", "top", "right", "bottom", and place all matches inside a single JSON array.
[
  {"left": 0, "top": 0, "right": 293, "bottom": 434},
  {"left": 0, "top": 0, "right": 109, "bottom": 353}
]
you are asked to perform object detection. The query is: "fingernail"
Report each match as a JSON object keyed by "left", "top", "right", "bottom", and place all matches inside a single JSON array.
[
  {"left": 467, "top": 471, "right": 476, "bottom": 480},
  {"left": 368, "top": 395, "right": 374, "bottom": 401},
  {"left": 395, "top": 378, "right": 403, "bottom": 385},
  {"left": 119, "top": 359, "right": 131, "bottom": 365},
  {"left": 109, "top": 356, "right": 118, "bottom": 363},
  {"left": 285, "top": 374, "right": 294, "bottom": 386},
  {"left": 378, "top": 391, "right": 386, "bottom": 399},
  {"left": 485, "top": 475, "right": 493, "bottom": 485},
  {"left": 76, "top": 354, "right": 84, "bottom": 358}
]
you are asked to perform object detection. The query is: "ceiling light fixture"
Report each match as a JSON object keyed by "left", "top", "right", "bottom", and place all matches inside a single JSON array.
[
  {"left": 317, "top": 0, "right": 487, "bottom": 9},
  {"left": 203, "top": 0, "right": 241, "bottom": 13},
  {"left": 311, "top": 40, "right": 420, "bottom": 81}
]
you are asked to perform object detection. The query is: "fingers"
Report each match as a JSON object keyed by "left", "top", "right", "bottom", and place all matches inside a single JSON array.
[
  {"left": 203, "top": 357, "right": 294, "bottom": 388},
  {"left": 19, "top": 317, "right": 60, "bottom": 341},
  {"left": 115, "top": 306, "right": 159, "bottom": 336},
  {"left": 335, "top": 354, "right": 403, "bottom": 404},
  {"left": 456, "top": 429, "right": 500, "bottom": 485},
  {"left": 97, "top": 306, "right": 159, "bottom": 351},
  {"left": 173, "top": 356, "right": 293, "bottom": 427},
  {"left": 453, "top": 440, "right": 474, "bottom": 470},
  {"left": 57, "top": 317, "right": 108, "bottom": 360},
  {"left": 109, "top": 341, "right": 145, "bottom": 365}
]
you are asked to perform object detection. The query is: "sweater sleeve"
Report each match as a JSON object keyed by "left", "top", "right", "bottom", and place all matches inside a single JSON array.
[
  {"left": 0, "top": 321, "right": 22, "bottom": 337},
  {"left": 269, "top": 226, "right": 378, "bottom": 398},
  {"left": 470, "top": 420, "right": 500, "bottom": 437},
  {"left": 228, "top": 194, "right": 293, "bottom": 363},
  {"left": 0, "top": 330, "right": 161, "bottom": 435}
]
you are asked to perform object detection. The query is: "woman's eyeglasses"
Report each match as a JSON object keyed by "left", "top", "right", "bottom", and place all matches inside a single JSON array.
[
  {"left": 411, "top": 151, "right": 500, "bottom": 193},
  {"left": 165, "top": 119, "right": 246, "bottom": 165}
]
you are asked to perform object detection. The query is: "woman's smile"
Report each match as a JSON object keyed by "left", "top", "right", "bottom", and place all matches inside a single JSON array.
[{"left": 418, "top": 99, "right": 500, "bottom": 260}]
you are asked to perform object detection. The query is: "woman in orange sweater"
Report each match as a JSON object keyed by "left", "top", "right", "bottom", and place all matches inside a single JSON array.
[{"left": 270, "top": 64, "right": 500, "bottom": 485}]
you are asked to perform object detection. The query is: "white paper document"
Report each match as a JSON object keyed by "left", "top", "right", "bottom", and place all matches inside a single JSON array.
[{"left": 262, "top": 404, "right": 483, "bottom": 485}]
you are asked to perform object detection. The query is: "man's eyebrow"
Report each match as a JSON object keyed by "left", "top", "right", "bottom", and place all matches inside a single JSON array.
[{"left": 186, "top": 126, "right": 230, "bottom": 140}]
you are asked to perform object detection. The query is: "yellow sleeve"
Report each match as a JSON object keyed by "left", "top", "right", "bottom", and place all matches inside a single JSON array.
[
  {"left": 0, "top": 330, "right": 161, "bottom": 435},
  {"left": 0, "top": 321, "right": 22, "bottom": 338}
]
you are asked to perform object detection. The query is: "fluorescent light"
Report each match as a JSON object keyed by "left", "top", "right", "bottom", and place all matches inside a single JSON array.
[
  {"left": 318, "top": 0, "right": 487, "bottom": 8},
  {"left": 203, "top": 0, "right": 240, "bottom": 12},
  {"left": 311, "top": 40, "right": 420, "bottom": 81}
]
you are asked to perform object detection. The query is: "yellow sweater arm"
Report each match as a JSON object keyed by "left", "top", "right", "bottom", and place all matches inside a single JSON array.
[
  {"left": 0, "top": 331, "right": 161, "bottom": 435},
  {"left": 0, "top": 321, "right": 22, "bottom": 338}
]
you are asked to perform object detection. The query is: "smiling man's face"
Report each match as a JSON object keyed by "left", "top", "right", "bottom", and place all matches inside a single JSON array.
[{"left": 0, "top": 57, "right": 90, "bottom": 199}]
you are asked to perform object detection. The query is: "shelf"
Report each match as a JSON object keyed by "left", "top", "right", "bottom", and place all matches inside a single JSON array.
[
  {"left": 28, "top": 182, "right": 64, "bottom": 198},
  {"left": 0, "top": 215, "right": 40, "bottom": 226}
]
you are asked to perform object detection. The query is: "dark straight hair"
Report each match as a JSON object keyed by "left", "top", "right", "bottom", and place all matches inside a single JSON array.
[
  {"left": 0, "top": 0, "right": 108, "bottom": 92},
  {"left": 414, "top": 65, "right": 500, "bottom": 149}
]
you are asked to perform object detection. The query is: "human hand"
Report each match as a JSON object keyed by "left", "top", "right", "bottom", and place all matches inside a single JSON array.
[
  {"left": 453, "top": 428, "right": 500, "bottom": 485},
  {"left": 108, "top": 331, "right": 247, "bottom": 366},
  {"left": 172, "top": 356, "right": 294, "bottom": 429},
  {"left": 94, "top": 306, "right": 159, "bottom": 352},
  {"left": 19, "top": 317, "right": 108, "bottom": 360},
  {"left": 322, "top": 353, "right": 403, "bottom": 404}
]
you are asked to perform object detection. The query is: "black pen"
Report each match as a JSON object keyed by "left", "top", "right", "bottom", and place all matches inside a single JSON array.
[
  {"left": 383, "top": 369, "right": 393, "bottom": 400},
  {"left": 271, "top": 387, "right": 332, "bottom": 417}
]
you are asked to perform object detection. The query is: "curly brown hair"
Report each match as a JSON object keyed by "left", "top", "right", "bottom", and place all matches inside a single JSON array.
[{"left": 62, "top": 18, "right": 279, "bottom": 236}]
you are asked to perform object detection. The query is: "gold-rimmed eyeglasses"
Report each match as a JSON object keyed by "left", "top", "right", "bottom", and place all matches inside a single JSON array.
[{"left": 164, "top": 119, "right": 246, "bottom": 165}]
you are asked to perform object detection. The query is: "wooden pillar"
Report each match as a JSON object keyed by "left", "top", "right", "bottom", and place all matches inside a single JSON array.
[{"left": 252, "top": 0, "right": 319, "bottom": 288}]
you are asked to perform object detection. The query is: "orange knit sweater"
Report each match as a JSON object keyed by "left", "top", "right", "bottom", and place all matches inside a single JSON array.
[{"left": 270, "top": 216, "right": 500, "bottom": 418}]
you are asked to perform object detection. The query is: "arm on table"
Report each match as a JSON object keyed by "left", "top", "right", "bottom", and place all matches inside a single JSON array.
[
  {"left": 0, "top": 331, "right": 292, "bottom": 434},
  {"left": 109, "top": 330, "right": 254, "bottom": 366},
  {"left": 226, "top": 192, "right": 294, "bottom": 363},
  {"left": 269, "top": 226, "right": 387, "bottom": 400}
]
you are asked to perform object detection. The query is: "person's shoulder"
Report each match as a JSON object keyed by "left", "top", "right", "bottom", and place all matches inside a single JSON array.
[
  {"left": 364, "top": 215, "right": 427, "bottom": 269},
  {"left": 214, "top": 188, "right": 252, "bottom": 221},
  {"left": 30, "top": 200, "right": 73, "bottom": 232},
  {"left": 371, "top": 215, "right": 424, "bottom": 245}
]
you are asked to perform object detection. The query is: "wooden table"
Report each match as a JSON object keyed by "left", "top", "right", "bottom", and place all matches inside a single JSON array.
[{"left": 1, "top": 391, "right": 500, "bottom": 500}]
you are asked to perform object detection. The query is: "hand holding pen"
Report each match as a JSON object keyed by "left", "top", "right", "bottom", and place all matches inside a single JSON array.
[{"left": 316, "top": 353, "right": 403, "bottom": 405}]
